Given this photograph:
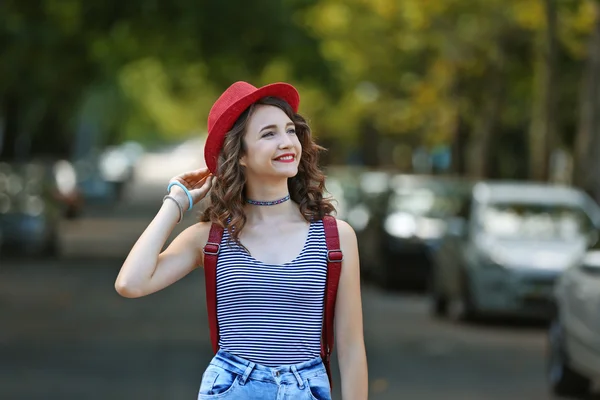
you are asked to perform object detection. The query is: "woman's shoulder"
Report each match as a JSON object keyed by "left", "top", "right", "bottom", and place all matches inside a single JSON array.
[
  {"left": 331, "top": 218, "right": 359, "bottom": 268},
  {"left": 320, "top": 216, "right": 357, "bottom": 245},
  {"left": 186, "top": 221, "right": 218, "bottom": 249},
  {"left": 332, "top": 218, "right": 358, "bottom": 249},
  {"left": 188, "top": 220, "right": 213, "bottom": 231}
]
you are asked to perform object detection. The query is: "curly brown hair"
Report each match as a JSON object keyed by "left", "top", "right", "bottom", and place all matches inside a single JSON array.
[{"left": 199, "top": 96, "right": 335, "bottom": 245}]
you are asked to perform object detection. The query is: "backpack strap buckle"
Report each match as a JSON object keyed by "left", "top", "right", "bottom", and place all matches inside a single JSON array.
[
  {"left": 327, "top": 249, "right": 343, "bottom": 262},
  {"left": 203, "top": 242, "right": 221, "bottom": 255}
]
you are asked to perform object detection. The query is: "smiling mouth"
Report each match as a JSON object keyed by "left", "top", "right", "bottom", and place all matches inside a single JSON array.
[{"left": 274, "top": 155, "right": 295, "bottom": 162}]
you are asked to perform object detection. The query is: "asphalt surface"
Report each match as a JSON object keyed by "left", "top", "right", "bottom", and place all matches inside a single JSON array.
[
  {"left": 3, "top": 256, "right": 595, "bottom": 400},
  {"left": 2, "top": 162, "right": 599, "bottom": 399}
]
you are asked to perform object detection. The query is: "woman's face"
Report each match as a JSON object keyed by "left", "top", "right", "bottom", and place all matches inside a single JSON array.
[{"left": 240, "top": 104, "right": 302, "bottom": 179}]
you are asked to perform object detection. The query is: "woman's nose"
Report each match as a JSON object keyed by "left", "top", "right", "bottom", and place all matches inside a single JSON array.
[{"left": 278, "top": 132, "right": 293, "bottom": 148}]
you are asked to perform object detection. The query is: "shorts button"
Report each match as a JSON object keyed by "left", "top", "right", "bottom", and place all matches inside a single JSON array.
[{"left": 275, "top": 371, "right": 280, "bottom": 377}]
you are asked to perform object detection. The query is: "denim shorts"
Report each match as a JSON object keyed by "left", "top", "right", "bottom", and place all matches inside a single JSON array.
[{"left": 197, "top": 350, "right": 332, "bottom": 400}]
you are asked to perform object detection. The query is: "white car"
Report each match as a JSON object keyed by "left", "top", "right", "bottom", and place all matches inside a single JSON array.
[
  {"left": 430, "top": 181, "right": 600, "bottom": 321},
  {"left": 548, "top": 249, "right": 600, "bottom": 397}
]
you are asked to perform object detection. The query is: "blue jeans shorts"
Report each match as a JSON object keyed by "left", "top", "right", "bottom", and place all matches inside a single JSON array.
[{"left": 197, "top": 350, "right": 332, "bottom": 400}]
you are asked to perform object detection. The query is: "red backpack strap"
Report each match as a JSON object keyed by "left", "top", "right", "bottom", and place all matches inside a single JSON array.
[
  {"left": 321, "top": 215, "right": 343, "bottom": 388},
  {"left": 203, "top": 223, "right": 224, "bottom": 354}
]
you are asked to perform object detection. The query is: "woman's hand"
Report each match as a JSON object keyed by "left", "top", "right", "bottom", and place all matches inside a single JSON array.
[{"left": 168, "top": 167, "right": 214, "bottom": 209}]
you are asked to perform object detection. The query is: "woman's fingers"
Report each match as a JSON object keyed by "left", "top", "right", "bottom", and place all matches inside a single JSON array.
[
  {"left": 177, "top": 175, "right": 209, "bottom": 189},
  {"left": 177, "top": 167, "right": 210, "bottom": 180},
  {"left": 168, "top": 169, "right": 215, "bottom": 207},
  {"left": 171, "top": 168, "right": 212, "bottom": 189},
  {"left": 190, "top": 175, "right": 214, "bottom": 201}
]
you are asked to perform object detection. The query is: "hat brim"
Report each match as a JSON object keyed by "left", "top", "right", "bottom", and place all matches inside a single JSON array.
[{"left": 204, "top": 82, "right": 300, "bottom": 174}]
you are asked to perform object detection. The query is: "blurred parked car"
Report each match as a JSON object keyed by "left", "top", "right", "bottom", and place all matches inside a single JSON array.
[
  {"left": 430, "top": 181, "right": 600, "bottom": 321},
  {"left": 32, "top": 157, "right": 83, "bottom": 219},
  {"left": 52, "top": 160, "right": 84, "bottom": 219},
  {"left": 0, "top": 162, "right": 65, "bottom": 256},
  {"left": 357, "top": 173, "right": 472, "bottom": 289},
  {"left": 324, "top": 165, "right": 367, "bottom": 224},
  {"left": 547, "top": 245, "right": 600, "bottom": 397},
  {"left": 74, "top": 155, "right": 115, "bottom": 204},
  {"left": 98, "top": 141, "right": 144, "bottom": 200},
  {"left": 351, "top": 169, "right": 395, "bottom": 280}
]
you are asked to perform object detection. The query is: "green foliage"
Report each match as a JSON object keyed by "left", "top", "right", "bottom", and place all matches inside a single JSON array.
[
  {"left": 0, "top": 0, "right": 597, "bottom": 174},
  {"left": 0, "top": 0, "right": 332, "bottom": 158}
]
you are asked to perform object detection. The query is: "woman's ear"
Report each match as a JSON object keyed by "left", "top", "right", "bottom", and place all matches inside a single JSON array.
[{"left": 238, "top": 135, "right": 248, "bottom": 167}]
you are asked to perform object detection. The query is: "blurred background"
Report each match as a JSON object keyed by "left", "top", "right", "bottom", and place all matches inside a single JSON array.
[{"left": 3, "top": 0, "right": 600, "bottom": 399}]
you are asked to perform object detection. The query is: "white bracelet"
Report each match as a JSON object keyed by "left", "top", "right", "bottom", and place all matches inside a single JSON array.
[{"left": 163, "top": 195, "right": 184, "bottom": 223}]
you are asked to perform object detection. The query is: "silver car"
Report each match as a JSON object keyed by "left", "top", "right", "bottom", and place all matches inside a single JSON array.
[
  {"left": 430, "top": 181, "right": 600, "bottom": 321},
  {"left": 548, "top": 248, "right": 600, "bottom": 397},
  {"left": 0, "top": 162, "right": 63, "bottom": 256}
]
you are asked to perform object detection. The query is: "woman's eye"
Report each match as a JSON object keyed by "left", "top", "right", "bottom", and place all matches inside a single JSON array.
[
  {"left": 262, "top": 132, "right": 274, "bottom": 138},
  {"left": 287, "top": 129, "right": 296, "bottom": 135}
]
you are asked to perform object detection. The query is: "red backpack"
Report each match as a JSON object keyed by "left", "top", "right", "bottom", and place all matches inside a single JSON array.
[{"left": 202, "top": 215, "right": 343, "bottom": 388}]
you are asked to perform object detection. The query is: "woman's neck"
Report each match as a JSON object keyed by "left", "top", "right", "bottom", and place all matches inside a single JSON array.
[
  {"left": 244, "top": 182, "right": 289, "bottom": 203},
  {"left": 243, "top": 180, "right": 302, "bottom": 224},
  {"left": 244, "top": 199, "right": 302, "bottom": 224}
]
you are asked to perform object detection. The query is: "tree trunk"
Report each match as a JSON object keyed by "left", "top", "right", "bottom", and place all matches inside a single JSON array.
[
  {"left": 528, "top": 0, "right": 558, "bottom": 182},
  {"left": 359, "top": 120, "right": 380, "bottom": 167},
  {"left": 574, "top": 1, "right": 600, "bottom": 200},
  {"left": 467, "top": 65, "right": 503, "bottom": 179},
  {"left": 451, "top": 114, "right": 469, "bottom": 176},
  {"left": 0, "top": 94, "right": 20, "bottom": 162}
]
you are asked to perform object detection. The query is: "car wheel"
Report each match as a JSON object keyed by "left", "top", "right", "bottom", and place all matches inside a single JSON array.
[
  {"left": 428, "top": 272, "right": 448, "bottom": 318},
  {"left": 547, "top": 318, "right": 591, "bottom": 397},
  {"left": 431, "top": 293, "right": 449, "bottom": 318},
  {"left": 449, "top": 274, "right": 478, "bottom": 323}
]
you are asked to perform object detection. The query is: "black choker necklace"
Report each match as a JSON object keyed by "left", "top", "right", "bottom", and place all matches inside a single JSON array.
[{"left": 245, "top": 194, "right": 290, "bottom": 206}]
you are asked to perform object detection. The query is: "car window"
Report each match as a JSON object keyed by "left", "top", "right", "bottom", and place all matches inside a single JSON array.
[{"left": 478, "top": 203, "right": 593, "bottom": 240}]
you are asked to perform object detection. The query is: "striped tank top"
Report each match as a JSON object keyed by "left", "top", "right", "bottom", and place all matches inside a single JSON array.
[{"left": 215, "top": 220, "right": 328, "bottom": 367}]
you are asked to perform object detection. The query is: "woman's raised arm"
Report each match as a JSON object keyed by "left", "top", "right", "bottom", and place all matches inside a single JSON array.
[{"left": 114, "top": 168, "right": 213, "bottom": 298}]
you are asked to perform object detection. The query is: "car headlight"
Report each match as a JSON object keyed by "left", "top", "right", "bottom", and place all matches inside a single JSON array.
[
  {"left": 99, "top": 150, "right": 130, "bottom": 182},
  {"left": 347, "top": 205, "right": 370, "bottom": 231},
  {"left": 384, "top": 212, "right": 417, "bottom": 238},
  {"left": 384, "top": 212, "right": 447, "bottom": 239},
  {"left": 53, "top": 160, "right": 78, "bottom": 195},
  {"left": 415, "top": 218, "right": 446, "bottom": 239}
]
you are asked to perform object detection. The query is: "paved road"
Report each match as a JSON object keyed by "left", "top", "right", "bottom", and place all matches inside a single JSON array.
[
  {"left": 3, "top": 255, "right": 596, "bottom": 400},
  {"left": 2, "top": 155, "right": 598, "bottom": 399}
]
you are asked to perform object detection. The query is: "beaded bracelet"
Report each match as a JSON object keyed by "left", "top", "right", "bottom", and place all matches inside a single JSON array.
[
  {"left": 167, "top": 181, "right": 194, "bottom": 211},
  {"left": 163, "top": 195, "right": 184, "bottom": 223}
]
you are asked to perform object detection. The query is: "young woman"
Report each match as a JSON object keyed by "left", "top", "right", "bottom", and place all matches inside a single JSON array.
[{"left": 115, "top": 81, "right": 368, "bottom": 399}]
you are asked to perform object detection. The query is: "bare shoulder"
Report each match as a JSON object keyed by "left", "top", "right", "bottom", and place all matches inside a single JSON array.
[
  {"left": 334, "top": 218, "right": 358, "bottom": 248},
  {"left": 175, "top": 222, "right": 211, "bottom": 250},
  {"left": 186, "top": 221, "right": 213, "bottom": 248},
  {"left": 333, "top": 218, "right": 361, "bottom": 287},
  {"left": 172, "top": 221, "right": 214, "bottom": 266}
]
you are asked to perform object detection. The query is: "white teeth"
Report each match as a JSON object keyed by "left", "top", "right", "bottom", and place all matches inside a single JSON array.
[{"left": 276, "top": 155, "right": 293, "bottom": 161}]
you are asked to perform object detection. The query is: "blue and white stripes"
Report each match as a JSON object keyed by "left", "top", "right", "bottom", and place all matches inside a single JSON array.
[{"left": 216, "top": 220, "right": 328, "bottom": 367}]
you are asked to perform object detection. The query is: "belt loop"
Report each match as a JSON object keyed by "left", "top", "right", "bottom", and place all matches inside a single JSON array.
[
  {"left": 239, "top": 362, "right": 255, "bottom": 386},
  {"left": 291, "top": 365, "right": 304, "bottom": 389}
]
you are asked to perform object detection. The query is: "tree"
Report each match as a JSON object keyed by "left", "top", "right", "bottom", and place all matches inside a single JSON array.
[
  {"left": 0, "top": 0, "right": 333, "bottom": 160},
  {"left": 574, "top": 0, "right": 600, "bottom": 200}
]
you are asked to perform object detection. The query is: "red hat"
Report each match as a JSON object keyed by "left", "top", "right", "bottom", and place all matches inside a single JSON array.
[{"left": 204, "top": 81, "right": 300, "bottom": 174}]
